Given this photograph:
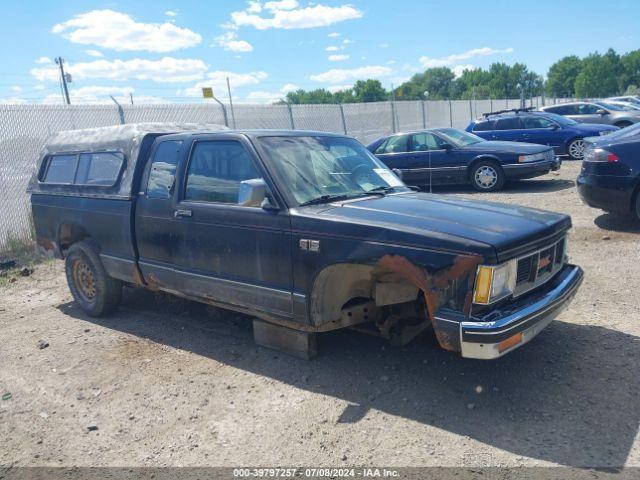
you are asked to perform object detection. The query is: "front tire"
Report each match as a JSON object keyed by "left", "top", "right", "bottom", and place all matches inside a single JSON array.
[
  {"left": 470, "top": 160, "right": 505, "bottom": 192},
  {"left": 567, "top": 138, "right": 586, "bottom": 160},
  {"left": 65, "top": 241, "right": 122, "bottom": 317}
]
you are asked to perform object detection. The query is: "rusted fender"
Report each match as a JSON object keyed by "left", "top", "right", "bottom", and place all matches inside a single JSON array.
[{"left": 378, "top": 254, "right": 481, "bottom": 351}]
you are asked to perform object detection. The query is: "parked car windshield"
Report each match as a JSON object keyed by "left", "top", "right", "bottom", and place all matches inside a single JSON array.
[
  {"left": 595, "top": 101, "right": 624, "bottom": 112},
  {"left": 540, "top": 112, "right": 577, "bottom": 126},
  {"left": 257, "top": 136, "right": 410, "bottom": 206},
  {"left": 436, "top": 128, "right": 484, "bottom": 147}
]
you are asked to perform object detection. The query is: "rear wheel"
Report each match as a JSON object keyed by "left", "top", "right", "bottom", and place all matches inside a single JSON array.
[
  {"left": 470, "top": 160, "right": 505, "bottom": 192},
  {"left": 65, "top": 241, "right": 122, "bottom": 316},
  {"left": 615, "top": 121, "right": 632, "bottom": 128},
  {"left": 567, "top": 139, "right": 586, "bottom": 160}
]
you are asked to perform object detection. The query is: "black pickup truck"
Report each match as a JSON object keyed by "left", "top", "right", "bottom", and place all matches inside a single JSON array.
[{"left": 29, "top": 123, "right": 583, "bottom": 360}]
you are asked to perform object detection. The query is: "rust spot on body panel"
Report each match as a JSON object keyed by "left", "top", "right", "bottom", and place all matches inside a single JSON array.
[{"left": 378, "top": 254, "right": 481, "bottom": 351}]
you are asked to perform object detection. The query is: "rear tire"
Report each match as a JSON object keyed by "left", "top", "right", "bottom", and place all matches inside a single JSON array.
[
  {"left": 470, "top": 160, "right": 505, "bottom": 192},
  {"left": 567, "top": 138, "right": 586, "bottom": 160},
  {"left": 65, "top": 241, "right": 122, "bottom": 317}
]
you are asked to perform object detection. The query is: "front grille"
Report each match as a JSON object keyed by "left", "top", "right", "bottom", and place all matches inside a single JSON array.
[{"left": 514, "top": 237, "right": 566, "bottom": 298}]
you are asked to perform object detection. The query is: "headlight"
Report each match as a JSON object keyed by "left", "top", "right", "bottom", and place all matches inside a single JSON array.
[
  {"left": 518, "top": 152, "right": 546, "bottom": 163},
  {"left": 473, "top": 260, "right": 517, "bottom": 305},
  {"left": 583, "top": 147, "right": 619, "bottom": 163}
]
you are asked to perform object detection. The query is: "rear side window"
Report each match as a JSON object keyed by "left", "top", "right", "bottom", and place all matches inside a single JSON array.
[
  {"left": 43, "top": 154, "right": 77, "bottom": 184},
  {"left": 522, "top": 116, "right": 554, "bottom": 129},
  {"left": 547, "top": 105, "right": 576, "bottom": 115},
  {"left": 472, "top": 120, "right": 493, "bottom": 131},
  {"left": 41, "top": 151, "right": 124, "bottom": 186},
  {"left": 495, "top": 117, "right": 522, "bottom": 130},
  {"left": 75, "top": 152, "right": 124, "bottom": 186},
  {"left": 147, "top": 140, "right": 183, "bottom": 199}
]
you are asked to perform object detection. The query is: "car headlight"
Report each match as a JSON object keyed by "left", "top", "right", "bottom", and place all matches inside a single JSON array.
[
  {"left": 517, "top": 152, "right": 546, "bottom": 163},
  {"left": 473, "top": 260, "right": 517, "bottom": 305}
]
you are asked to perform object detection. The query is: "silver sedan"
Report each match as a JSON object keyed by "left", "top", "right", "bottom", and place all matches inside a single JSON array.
[{"left": 540, "top": 101, "right": 640, "bottom": 128}]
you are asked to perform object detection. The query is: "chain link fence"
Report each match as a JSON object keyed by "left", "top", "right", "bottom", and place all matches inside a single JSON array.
[{"left": 0, "top": 95, "right": 566, "bottom": 257}]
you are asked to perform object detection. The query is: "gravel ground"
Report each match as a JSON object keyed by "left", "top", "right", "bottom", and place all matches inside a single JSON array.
[{"left": 1, "top": 160, "right": 639, "bottom": 469}]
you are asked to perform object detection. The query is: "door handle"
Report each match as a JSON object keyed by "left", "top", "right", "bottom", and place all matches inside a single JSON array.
[{"left": 174, "top": 209, "right": 193, "bottom": 218}]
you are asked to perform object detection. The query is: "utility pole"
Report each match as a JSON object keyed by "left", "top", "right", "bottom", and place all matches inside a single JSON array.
[
  {"left": 226, "top": 77, "right": 236, "bottom": 129},
  {"left": 55, "top": 57, "right": 71, "bottom": 105},
  {"left": 129, "top": 93, "right": 134, "bottom": 105}
]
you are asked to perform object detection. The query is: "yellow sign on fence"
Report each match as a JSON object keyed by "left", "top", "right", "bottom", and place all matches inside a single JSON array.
[{"left": 201, "top": 87, "right": 214, "bottom": 99}]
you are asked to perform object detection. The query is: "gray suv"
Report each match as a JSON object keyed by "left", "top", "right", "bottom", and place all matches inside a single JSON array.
[{"left": 540, "top": 101, "right": 640, "bottom": 128}]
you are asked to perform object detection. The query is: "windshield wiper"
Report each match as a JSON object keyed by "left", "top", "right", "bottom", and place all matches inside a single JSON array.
[
  {"left": 298, "top": 194, "right": 351, "bottom": 206},
  {"left": 366, "top": 185, "right": 396, "bottom": 195}
]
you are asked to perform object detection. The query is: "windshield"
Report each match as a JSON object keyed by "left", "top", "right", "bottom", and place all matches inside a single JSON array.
[
  {"left": 540, "top": 112, "right": 577, "bottom": 126},
  {"left": 601, "top": 122, "right": 640, "bottom": 140},
  {"left": 257, "top": 136, "right": 410, "bottom": 206},
  {"left": 436, "top": 128, "right": 484, "bottom": 146},
  {"left": 595, "top": 101, "right": 623, "bottom": 112}
]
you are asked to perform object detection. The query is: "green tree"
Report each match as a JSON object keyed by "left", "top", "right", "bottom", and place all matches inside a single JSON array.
[
  {"left": 546, "top": 56, "right": 582, "bottom": 97},
  {"left": 620, "top": 50, "right": 640, "bottom": 92},
  {"left": 574, "top": 49, "right": 622, "bottom": 97},
  {"left": 395, "top": 67, "right": 455, "bottom": 100},
  {"left": 352, "top": 79, "right": 388, "bottom": 102}
]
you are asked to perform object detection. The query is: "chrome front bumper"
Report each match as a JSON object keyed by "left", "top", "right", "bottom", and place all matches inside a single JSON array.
[{"left": 460, "top": 265, "right": 583, "bottom": 359}]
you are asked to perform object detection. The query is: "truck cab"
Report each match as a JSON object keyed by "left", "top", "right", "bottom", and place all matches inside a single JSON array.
[{"left": 29, "top": 124, "right": 583, "bottom": 360}]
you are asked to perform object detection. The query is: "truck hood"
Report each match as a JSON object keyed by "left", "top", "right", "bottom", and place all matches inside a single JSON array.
[
  {"left": 461, "top": 140, "right": 551, "bottom": 154},
  {"left": 296, "top": 192, "right": 571, "bottom": 262}
]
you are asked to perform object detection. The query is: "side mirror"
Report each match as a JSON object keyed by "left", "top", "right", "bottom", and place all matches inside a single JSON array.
[
  {"left": 238, "top": 178, "right": 268, "bottom": 207},
  {"left": 596, "top": 109, "right": 608, "bottom": 115},
  {"left": 549, "top": 124, "right": 559, "bottom": 130},
  {"left": 442, "top": 143, "right": 453, "bottom": 151},
  {"left": 392, "top": 168, "right": 403, "bottom": 180},
  {"left": 261, "top": 194, "right": 279, "bottom": 212}
]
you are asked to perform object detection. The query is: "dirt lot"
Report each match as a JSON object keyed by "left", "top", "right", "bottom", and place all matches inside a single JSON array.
[{"left": 1, "top": 160, "right": 639, "bottom": 469}]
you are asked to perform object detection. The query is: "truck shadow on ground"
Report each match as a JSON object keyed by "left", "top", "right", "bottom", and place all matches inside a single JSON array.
[
  {"left": 594, "top": 212, "right": 640, "bottom": 233},
  {"left": 58, "top": 290, "right": 639, "bottom": 468},
  {"left": 426, "top": 179, "right": 575, "bottom": 195}
]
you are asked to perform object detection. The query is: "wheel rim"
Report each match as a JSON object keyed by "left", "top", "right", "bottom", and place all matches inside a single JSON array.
[
  {"left": 72, "top": 259, "right": 96, "bottom": 302},
  {"left": 475, "top": 166, "right": 498, "bottom": 189},
  {"left": 569, "top": 139, "right": 585, "bottom": 159}
]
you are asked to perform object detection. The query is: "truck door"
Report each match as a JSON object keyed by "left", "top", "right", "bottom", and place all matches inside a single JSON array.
[
  {"left": 171, "top": 134, "right": 293, "bottom": 318},
  {"left": 135, "top": 139, "right": 184, "bottom": 289}
]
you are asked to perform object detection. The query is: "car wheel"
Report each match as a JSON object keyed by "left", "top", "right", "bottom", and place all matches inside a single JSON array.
[
  {"left": 567, "top": 139, "right": 586, "bottom": 160},
  {"left": 635, "top": 192, "right": 640, "bottom": 222},
  {"left": 615, "top": 121, "right": 632, "bottom": 128},
  {"left": 65, "top": 241, "right": 122, "bottom": 317},
  {"left": 470, "top": 160, "right": 505, "bottom": 192}
]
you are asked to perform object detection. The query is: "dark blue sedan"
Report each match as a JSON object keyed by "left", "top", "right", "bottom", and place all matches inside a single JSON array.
[
  {"left": 367, "top": 128, "right": 560, "bottom": 192},
  {"left": 466, "top": 110, "right": 618, "bottom": 160},
  {"left": 577, "top": 123, "right": 640, "bottom": 221}
]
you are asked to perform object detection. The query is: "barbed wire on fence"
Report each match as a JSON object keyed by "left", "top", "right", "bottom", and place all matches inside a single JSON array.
[{"left": 0, "top": 95, "right": 560, "bottom": 256}]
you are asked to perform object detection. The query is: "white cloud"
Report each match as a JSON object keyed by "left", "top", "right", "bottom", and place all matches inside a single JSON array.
[
  {"left": 85, "top": 49, "right": 104, "bottom": 57},
  {"left": 165, "top": 10, "right": 178, "bottom": 17},
  {"left": 326, "top": 45, "right": 341, "bottom": 52},
  {"left": 35, "top": 56, "right": 52, "bottom": 64},
  {"left": 0, "top": 97, "right": 27, "bottom": 104},
  {"left": 310, "top": 65, "right": 393, "bottom": 84},
  {"left": 378, "top": 43, "right": 388, "bottom": 48},
  {"left": 41, "top": 86, "right": 168, "bottom": 105},
  {"left": 215, "top": 31, "right": 254, "bottom": 52},
  {"left": 419, "top": 47, "right": 513, "bottom": 68},
  {"left": 52, "top": 9, "right": 202, "bottom": 52},
  {"left": 230, "top": 3, "right": 362, "bottom": 30},
  {"left": 247, "top": 1, "right": 262, "bottom": 13},
  {"left": 328, "top": 54, "right": 349, "bottom": 62},
  {"left": 281, "top": 83, "right": 299, "bottom": 92},
  {"left": 11, "top": 86, "right": 22, "bottom": 93},
  {"left": 178, "top": 70, "right": 268, "bottom": 97},
  {"left": 31, "top": 57, "right": 207, "bottom": 83},
  {"left": 342, "top": 38, "right": 352, "bottom": 45},
  {"left": 328, "top": 32, "right": 340, "bottom": 38},
  {"left": 264, "top": 0, "right": 299, "bottom": 11},
  {"left": 451, "top": 64, "right": 477, "bottom": 78},
  {"left": 243, "top": 82, "right": 301, "bottom": 104}
]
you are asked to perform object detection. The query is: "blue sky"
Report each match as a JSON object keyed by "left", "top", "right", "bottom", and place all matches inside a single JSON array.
[{"left": 1, "top": 0, "right": 638, "bottom": 104}]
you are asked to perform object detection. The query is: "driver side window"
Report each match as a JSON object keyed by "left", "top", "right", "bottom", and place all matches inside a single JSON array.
[
  {"left": 522, "top": 116, "right": 554, "bottom": 129},
  {"left": 578, "top": 104, "right": 599, "bottom": 114}
]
